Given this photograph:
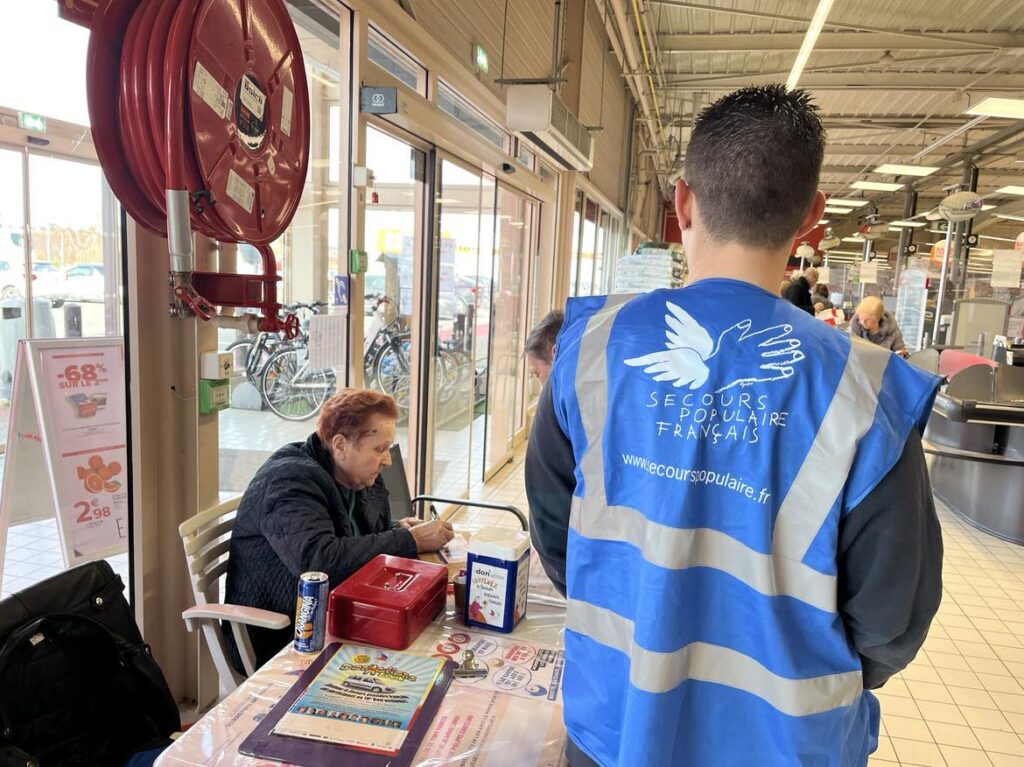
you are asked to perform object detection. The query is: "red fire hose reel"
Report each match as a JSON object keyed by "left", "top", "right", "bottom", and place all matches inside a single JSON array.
[{"left": 84, "top": 0, "right": 310, "bottom": 338}]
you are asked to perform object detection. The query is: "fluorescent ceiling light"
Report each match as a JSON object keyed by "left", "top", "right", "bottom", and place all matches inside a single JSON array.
[
  {"left": 823, "top": 206, "right": 854, "bottom": 214},
  {"left": 966, "top": 97, "right": 1024, "bottom": 120},
  {"left": 979, "top": 234, "right": 1016, "bottom": 243},
  {"left": 981, "top": 204, "right": 996, "bottom": 210},
  {"left": 818, "top": 219, "right": 830, "bottom": 224},
  {"left": 829, "top": 250, "right": 865, "bottom": 256},
  {"left": 842, "top": 236, "right": 865, "bottom": 243},
  {"left": 852, "top": 180, "right": 904, "bottom": 192},
  {"left": 888, "top": 220, "right": 926, "bottom": 228},
  {"left": 994, "top": 213, "right": 1024, "bottom": 222},
  {"left": 995, "top": 186, "right": 1024, "bottom": 196},
  {"left": 871, "top": 164, "right": 940, "bottom": 177},
  {"left": 786, "top": 0, "right": 836, "bottom": 90},
  {"left": 826, "top": 198, "right": 870, "bottom": 207}
]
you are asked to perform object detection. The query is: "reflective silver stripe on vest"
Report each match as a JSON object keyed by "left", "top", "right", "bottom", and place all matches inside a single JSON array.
[
  {"left": 772, "top": 337, "right": 890, "bottom": 562},
  {"left": 574, "top": 500, "right": 836, "bottom": 611},
  {"left": 567, "top": 600, "right": 864, "bottom": 716}
]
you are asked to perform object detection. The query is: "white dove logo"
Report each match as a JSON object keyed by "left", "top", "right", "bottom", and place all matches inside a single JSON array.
[{"left": 624, "top": 301, "right": 805, "bottom": 392}]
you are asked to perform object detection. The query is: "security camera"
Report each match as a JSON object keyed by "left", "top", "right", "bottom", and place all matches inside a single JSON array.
[{"left": 500, "top": 162, "right": 516, "bottom": 174}]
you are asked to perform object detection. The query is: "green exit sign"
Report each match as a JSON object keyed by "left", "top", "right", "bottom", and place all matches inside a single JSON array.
[{"left": 18, "top": 112, "right": 47, "bottom": 133}]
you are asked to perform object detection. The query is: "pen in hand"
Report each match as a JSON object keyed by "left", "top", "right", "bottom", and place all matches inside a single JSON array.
[{"left": 430, "top": 507, "right": 451, "bottom": 564}]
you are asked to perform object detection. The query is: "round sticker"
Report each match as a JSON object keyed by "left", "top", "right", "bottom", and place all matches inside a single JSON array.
[
  {"left": 235, "top": 73, "right": 269, "bottom": 151},
  {"left": 467, "top": 637, "right": 499, "bottom": 657},
  {"left": 493, "top": 665, "right": 531, "bottom": 691},
  {"left": 502, "top": 643, "right": 537, "bottom": 665},
  {"left": 448, "top": 632, "right": 471, "bottom": 644}
]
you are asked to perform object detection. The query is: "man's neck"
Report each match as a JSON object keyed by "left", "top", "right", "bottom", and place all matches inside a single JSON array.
[{"left": 685, "top": 237, "right": 789, "bottom": 294}]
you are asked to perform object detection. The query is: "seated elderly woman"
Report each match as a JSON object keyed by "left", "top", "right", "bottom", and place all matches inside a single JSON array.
[
  {"left": 225, "top": 388, "right": 454, "bottom": 670},
  {"left": 849, "top": 296, "right": 908, "bottom": 357}
]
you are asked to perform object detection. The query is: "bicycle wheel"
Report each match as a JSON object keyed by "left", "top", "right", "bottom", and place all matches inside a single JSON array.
[
  {"left": 261, "top": 348, "right": 334, "bottom": 421},
  {"left": 372, "top": 337, "right": 411, "bottom": 412}
]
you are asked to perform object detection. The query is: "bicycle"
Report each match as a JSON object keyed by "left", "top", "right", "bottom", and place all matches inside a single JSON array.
[
  {"left": 362, "top": 293, "right": 465, "bottom": 413},
  {"left": 260, "top": 301, "right": 337, "bottom": 421}
]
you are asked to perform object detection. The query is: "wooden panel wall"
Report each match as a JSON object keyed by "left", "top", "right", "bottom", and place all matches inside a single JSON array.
[{"left": 405, "top": 0, "right": 633, "bottom": 209}]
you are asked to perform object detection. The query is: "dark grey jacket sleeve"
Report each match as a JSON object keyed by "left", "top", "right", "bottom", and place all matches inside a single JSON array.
[
  {"left": 838, "top": 428, "right": 943, "bottom": 689},
  {"left": 525, "top": 381, "right": 576, "bottom": 597},
  {"left": 261, "top": 483, "right": 417, "bottom": 585}
]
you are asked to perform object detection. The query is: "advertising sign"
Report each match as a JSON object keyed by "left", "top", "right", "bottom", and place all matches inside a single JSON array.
[{"left": 0, "top": 338, "right": 128, "bottom": 586}]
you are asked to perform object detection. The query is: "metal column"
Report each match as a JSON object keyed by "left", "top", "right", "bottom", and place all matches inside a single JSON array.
[{"left": 893, "top": 188, "right": 917, "bottom": 289}]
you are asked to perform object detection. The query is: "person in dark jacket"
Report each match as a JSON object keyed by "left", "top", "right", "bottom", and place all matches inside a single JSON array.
[
  {"left": 850, "top": 296, "right": 907, "bottom": 356},
  {"left": 225, "top": 388, "right": 454, "bottom": 670},
  {"left": 783, "top": 266, "right": 818, "bottom": 313},
  {"left": 524, "top": 310, "right": 564, "bottom": 384}
]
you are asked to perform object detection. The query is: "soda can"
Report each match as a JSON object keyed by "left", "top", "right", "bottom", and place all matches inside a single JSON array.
[{"left": 294, "top": 571, "right": 329, "bottom": 653}]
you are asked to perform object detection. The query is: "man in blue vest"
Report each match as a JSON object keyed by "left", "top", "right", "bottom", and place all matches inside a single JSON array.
[{"left": 526, "top": 85, "right": 943, "bottom": 767}]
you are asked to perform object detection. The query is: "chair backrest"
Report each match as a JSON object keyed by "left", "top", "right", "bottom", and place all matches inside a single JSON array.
[
  {"left": 379, "top": 443, "right": 415, "bottom": 522},
  {"left": 178, "top": 495, "right": 245, "bottom": 692}
]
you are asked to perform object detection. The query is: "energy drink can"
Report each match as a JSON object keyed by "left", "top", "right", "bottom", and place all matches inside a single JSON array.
[{"left": 294, "top": 571, "right": 329, "bottom": 653}]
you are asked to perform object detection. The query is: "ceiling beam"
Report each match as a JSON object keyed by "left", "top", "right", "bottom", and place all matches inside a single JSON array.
[
  {"left": 658, "top": 32, "right": 1018, "bottom": 53},
  {"left": 649, "top": 1, "right": 1011, "bottom": 48},
  {"left": 823, "top": 143, "right": 947, "bottom": 154},
  {"left": 660, "top": 72, "right": 1024, "bottom": 91}
]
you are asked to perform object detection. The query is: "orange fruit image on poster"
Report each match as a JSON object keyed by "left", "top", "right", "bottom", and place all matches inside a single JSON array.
[{"left": 77, "top": 456, "right": 123, "bottom": 494}]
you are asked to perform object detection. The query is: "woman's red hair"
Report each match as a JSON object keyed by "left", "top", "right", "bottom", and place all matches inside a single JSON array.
[{"left": 317, "top": 388, "right": 399, "bottom": 445}]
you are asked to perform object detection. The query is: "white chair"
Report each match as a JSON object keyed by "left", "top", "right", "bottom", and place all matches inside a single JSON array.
[{"left": 178, "top": 496, "right": 290, "bottom": 693}]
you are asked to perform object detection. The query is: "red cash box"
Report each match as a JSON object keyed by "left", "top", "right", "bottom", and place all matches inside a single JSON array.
[{"left": 328, "top": 555, "right": 447, "bottom": 650}]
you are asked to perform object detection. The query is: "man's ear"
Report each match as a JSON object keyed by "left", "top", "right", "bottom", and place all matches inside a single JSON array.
[
  {"left": 675, "top": 180, "right": 694, "bottom": 230},
  {"left": 795, "top": 191, "right": 827, "bottom": 239}
]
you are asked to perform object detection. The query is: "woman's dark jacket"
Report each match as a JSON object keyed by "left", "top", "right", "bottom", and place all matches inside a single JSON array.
[{"left": 224, "top": 433, "right": 417, "bottom": 670}]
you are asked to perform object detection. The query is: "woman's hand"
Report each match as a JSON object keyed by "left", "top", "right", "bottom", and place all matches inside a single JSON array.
[{"left": 408, "top": 519, "right": 455, "bottom": 553}]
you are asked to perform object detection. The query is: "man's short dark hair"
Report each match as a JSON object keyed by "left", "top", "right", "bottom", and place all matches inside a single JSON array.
[
  {"left": 524, "top": 310, "right": 564, "bottom": 364},
  {"left": 684, "top": 85, "right": 825, "bottom": 249}
]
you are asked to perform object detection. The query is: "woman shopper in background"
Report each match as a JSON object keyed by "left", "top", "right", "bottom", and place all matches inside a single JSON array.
[{"left": 850, "top": 296, "right": 908, "bottom": 357}]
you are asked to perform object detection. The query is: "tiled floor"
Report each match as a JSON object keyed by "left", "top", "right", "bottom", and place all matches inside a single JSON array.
[
  {"left": 1, "top": 517, "right": 129, "bottom": 599},
  {"left": 4, "top": 431, "right": 1024, "bottom": 765}
]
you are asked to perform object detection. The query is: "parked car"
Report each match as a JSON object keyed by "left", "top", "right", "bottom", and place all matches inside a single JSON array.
[
  {"left": 341, "top": 674, "right": 395, "bottom": 694},
  {"left": 0, "top": 226, "right": 29, "bottom": 301},
  {"left": 35, "top": 263, "right": 105, "bottom": 305}
]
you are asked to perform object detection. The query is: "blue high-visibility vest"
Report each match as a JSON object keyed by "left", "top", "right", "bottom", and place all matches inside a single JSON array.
[{"left": 549, "top": 280, "right": 940, "bottom": 767}]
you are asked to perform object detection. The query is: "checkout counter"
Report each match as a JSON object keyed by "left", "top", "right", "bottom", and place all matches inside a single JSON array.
[{"left": 923, "top": 348, "right": 1024, "bottom": 544}]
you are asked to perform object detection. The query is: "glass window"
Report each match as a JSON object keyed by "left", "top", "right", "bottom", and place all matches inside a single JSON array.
[
  {"left": 577, "top": 198, "right": 599, "bottom": 296},
  {"left": 437, "top": 82, "right": 510, "bottom": 153},
  {"left": 368, "top": 27, "right": 426, "bottom": 95},
  {"left": 569, "top": 190, "right": 583, "bottom": 296},
  {"left": 0, "top": 3, "right": 90, "bottom": 125},
  {"left": 594, "top": 210, "right": 610, "bottom": 295},
  {"left": 514, "top": 140, "right": 537, "bottom": 172},
  {"left": 218, "top": 4, "right": 344, "bottom": 495}
]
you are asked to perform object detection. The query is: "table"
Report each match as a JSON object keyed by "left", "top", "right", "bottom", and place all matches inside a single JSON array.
[{"left": 157, "top": 561, "right": 569, "bottom": 767}]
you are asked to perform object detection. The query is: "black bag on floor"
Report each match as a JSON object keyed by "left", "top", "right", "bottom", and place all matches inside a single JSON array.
[{"left": 0, "top": 560, "right": 180, "bottom": 767}]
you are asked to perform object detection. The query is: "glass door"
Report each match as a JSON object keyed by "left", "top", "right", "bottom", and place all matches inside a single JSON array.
[
  {"left": 362, "top": 126, "right": 427, "bottom": 466},
  {"left": 484, "top": 185, "right": 535, "bottom": 476},
  {"left": 0, "top": 147, "right": 26, "bottom": 455},
  {"left": 430, "top": 158, "right": 495, "bottom": 497},
  {"left": 28, "top": 155, "right": 119, "bottom": 339}
]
